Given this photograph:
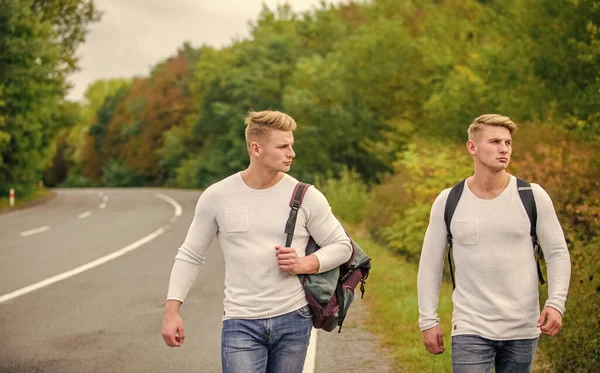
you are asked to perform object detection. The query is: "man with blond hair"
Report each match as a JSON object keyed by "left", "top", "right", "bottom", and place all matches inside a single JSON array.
[
  {"left": 417, "top": 114, "right": 571, "bottom": 372},
  {"left": 161, "top": 110, "right": 352, "bottom": 372}
]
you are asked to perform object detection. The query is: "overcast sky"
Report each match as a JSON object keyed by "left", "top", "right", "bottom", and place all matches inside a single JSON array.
[{"left": 67, "top": 0, "right": 345, "bottom": 101}]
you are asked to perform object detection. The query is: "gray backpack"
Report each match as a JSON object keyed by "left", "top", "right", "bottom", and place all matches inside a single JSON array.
[{"left": 285, "top": 182, "right": 371, "bottom": 332}]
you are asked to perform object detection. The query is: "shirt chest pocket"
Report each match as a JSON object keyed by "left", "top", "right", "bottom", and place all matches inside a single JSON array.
[
  {"left": 453, "top": 218, "right": 479, "bottom": 245},
  {"left": 223, "top": 208, "right": 248, "bottom": 233}
]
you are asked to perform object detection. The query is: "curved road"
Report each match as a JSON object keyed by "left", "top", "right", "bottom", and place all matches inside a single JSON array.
[
  {"left": 0, "top": 188, "right": 395, "bottom": 373},
  {"left": 0, "top": 188, "right": 224, "bottom": 372}
]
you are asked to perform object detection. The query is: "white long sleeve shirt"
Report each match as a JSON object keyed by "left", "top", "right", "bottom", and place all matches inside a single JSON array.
[
  {"left": 167, "top": 172, "right": 352, "bottom": 320},
  {"left": 418, "top": 175, "right": 571, "bottom": 340}
]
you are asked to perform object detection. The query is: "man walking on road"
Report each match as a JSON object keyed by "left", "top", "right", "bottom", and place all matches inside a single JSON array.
[
  {"left": 417, "top": 114, "right": 571, "bottom": 373},
  {"left": 161, "top": 110, "right": 352, "bottom": 373}
]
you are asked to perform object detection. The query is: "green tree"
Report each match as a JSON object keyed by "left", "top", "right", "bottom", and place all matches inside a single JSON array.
[
  {"left": 80, "top": 47, "right": 197, "bottom": 185},
  {"left": 43, "top": 100, "right": 84, "bottom": 186},
  {"left": 43, "top": 78, "right": 129, "bottom": 187},
  {"left": 516, "top": 0, "right": 600, "bottom": 137},
  {"left": 0, "top": 0, "right": 64, "bottom": 195},
  {"left": 180, "top": 5, "right": 304, "bottom": 187},
  {"left": 0, "top": 0, "right": 100, "bottom": 195},
  {"left": 80, "top": 78, "right": 130, "bottom": 121},
  {"left": 284, "top": 12, "right": 424, "bottom": 182},
  {"left": 366, "top": 140, "right": 472, "bottom": 260},
  {"left": 31, "top": 0, "right": 102, "bottom": 81},
  {"left": 81, "top": 85, "right": 131, "bottom": 181}
]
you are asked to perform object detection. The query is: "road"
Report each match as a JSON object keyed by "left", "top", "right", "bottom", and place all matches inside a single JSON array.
[{"left": 0, "top": 188, "right": 396, "bottom": 373}]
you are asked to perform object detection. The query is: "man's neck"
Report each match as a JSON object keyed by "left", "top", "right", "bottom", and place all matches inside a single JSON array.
[
  {"left": 467, "top": 169, "right": 510, "bottom": 200},
  {"left": 240, "top": 166, "right": 284, "bottom": 190}
]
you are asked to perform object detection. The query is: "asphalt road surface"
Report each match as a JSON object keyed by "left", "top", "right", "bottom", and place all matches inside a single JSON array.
[{"left": 0, "top": 188, "right": 396, "bottom": 373}]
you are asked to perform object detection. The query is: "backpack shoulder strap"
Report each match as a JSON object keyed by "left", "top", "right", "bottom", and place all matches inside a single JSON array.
[
  {"left": 516, "top": 178, "right": 537, "bottom": 236},
  {"left": 285, "top": 182, "right": 312, "bottom": 247},
  {"left": 444, "top": 179, "right": 466, "bottom": 289},
  {"left": 444, "top": 180, "right": 466, "bottom": 238},
  {"left": 516, "top": 178, "right": 546, "bottom": 285}
]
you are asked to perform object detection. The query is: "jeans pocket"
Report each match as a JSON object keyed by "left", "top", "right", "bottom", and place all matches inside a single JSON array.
[{"left": 296, "top": 305, "right": 313, "bottom": 319}]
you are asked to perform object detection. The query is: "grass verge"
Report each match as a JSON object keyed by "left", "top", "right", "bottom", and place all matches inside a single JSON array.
[
  {"left": 0, "top": 188, "right": 54, "bottom": 212},
  {"left": 354, "top": 235, "right": 557, "bottom": 373},
  {"left": 356, "top": 235, "right": 454, "bottom": 373}
]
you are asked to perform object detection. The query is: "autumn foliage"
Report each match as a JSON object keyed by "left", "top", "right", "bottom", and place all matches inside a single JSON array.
[{"left": 80, "top": 50, "right": 196, "bottom": 185}]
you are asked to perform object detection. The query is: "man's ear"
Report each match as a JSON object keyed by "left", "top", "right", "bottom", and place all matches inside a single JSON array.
[
  {"left": 249, "top": 141, "right": 261, "bottom": 157},
  {"left": 467, "top": 140, "right": 476, "bottom": 155}
]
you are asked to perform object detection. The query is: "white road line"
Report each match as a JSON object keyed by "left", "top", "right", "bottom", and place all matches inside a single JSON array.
[
  {"left": 0, "top": 227, "right": 166, "bottom": 304},
  {"left": 155, "top": 193, "right": 182, "bottom": 217},
  {"left": 2, "top": 192, "right": 183, "bottom": 304},
  {"left": 78, "top": 211, "right": 92, "bottom": 219},
  {"left": 20, "top": 226, "right": 50, "bottom": 237},
  {"left": 102, "top": 196, "right": 109, "bottom": 202},
  {"left": 303, "top": 328, "right": 318, "bottom": 373},
  {"left": 99, "top": 202, "right": 106, "bottom": 209}
]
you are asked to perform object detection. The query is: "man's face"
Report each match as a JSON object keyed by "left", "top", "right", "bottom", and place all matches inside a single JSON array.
[
  {"left": 468, "top": 126, "right": 512, "bottom": 172},
  {"left": 255, "top": 130, "right": 295, "bottom": 173}
]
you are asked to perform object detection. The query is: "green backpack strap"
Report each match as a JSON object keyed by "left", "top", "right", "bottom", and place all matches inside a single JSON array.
[
  {"left": 444, "top": 179, "right": 466, "bottom": 290},
  {"left": 516, "top": 178, "right": 546, "bottom": 285}
]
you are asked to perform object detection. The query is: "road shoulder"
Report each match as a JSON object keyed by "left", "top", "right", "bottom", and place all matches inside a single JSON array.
[{"left": 314, "top": 296, "right": 399, "bottom": 372}]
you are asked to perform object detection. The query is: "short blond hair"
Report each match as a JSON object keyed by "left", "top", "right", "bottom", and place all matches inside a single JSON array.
[
  {"left": 467, "top": 114, "right": 517, "bottom": 140},
  {"left": 244, "top": 110, "right": 297, "bottom": 143}
]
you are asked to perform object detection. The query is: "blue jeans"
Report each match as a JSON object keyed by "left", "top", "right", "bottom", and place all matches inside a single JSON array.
[
  {"left": 452, "top": 335, "right": 539, "bottom": 373},
  {"left": 221, "top": 305, "right": 313, "bottom": 373}
]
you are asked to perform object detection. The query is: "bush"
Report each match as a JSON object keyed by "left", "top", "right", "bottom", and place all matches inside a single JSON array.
[
  {"left": 315, "top": 166, "right": 369, "bottom": 224},
  {"left": 61, "top": 173, "right": 95, "bottom": 188},
  {"left": 365, "top": 140, "right": 471, "bottom": 261},
  {"left": 537, "top": 238, "right": 600, "bottom": 373},
  {"left": 101, "top": 159, "right": 144, "bottom": 187},
  {"left": 510, "top": 124, "right": 600, "bottom": 372}
]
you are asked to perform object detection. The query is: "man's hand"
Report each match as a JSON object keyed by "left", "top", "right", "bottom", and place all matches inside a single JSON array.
[
  {"left": 422, "top": 325, "right": 445, "bottom": 354},
  {"left": 537, "top": 306, "right": 563, "bottom": 336},
  {"left": 162, "top": 300, "right": 185, "bottom": 347},
  {"left": 275, "top": 246, "right": 319, "bottom": 275}
]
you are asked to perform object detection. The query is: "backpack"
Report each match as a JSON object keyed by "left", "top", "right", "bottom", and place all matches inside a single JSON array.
[
  {"left": 444, "top": 177, "right": 545, "bottom": 289},
  {"left": 285, "top": 182, "right": 371, "bottom": 333}
]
